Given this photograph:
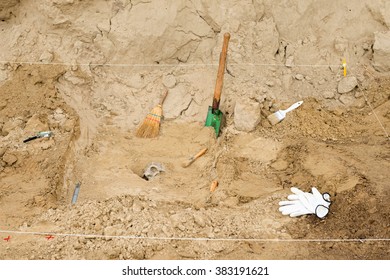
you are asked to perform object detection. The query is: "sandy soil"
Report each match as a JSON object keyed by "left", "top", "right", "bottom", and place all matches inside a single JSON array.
[{"left": 0, "top": 0, "right": 389, "bottom": 260}]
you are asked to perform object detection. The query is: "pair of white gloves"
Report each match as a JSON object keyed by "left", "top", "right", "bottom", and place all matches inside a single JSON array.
[{"left": 279, "top": 187, "right": 331, "bottom": 219}]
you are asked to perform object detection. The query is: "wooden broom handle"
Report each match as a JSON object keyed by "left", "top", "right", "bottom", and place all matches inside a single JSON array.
[
  {"left": 212, "top": 33, "right": 230, "bottom": 111},
  {"left": 159, "top": 89, "right": 169, "bottom": 105}
]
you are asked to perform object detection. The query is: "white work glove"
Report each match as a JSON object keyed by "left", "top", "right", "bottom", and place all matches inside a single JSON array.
[{"left": 279, "top": 187, "right": 331, "bottom": 219}]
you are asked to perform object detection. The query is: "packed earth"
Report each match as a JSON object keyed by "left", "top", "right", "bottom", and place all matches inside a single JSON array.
[{"left": 1, "top": 0, "right": 389, "bottom": 260}]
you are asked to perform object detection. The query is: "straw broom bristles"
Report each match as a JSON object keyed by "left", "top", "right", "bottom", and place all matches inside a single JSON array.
[{"left": 136, "top": 90, "right": 168, "bottom": 138}]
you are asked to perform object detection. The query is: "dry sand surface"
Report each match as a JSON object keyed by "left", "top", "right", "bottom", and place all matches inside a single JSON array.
[{"left": 0, "top": 0, "right": 390, "bottom": 260}]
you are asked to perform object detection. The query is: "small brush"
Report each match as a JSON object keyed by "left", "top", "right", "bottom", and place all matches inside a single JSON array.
[
  {"left": 181, "top": 148, "right": 208, "bottom": 168},
  {"left": 267, "top": 101, "right": 303, "bottom": 125}
]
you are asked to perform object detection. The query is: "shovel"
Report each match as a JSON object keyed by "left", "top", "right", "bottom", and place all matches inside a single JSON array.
[{"left": 205, "top": 33, "right": 230, "bottom": 137}]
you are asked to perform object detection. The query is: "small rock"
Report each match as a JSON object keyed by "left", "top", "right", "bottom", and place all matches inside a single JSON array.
[
  {"left": 85, "top": 235, "right": 96, "bottom": 240},
  {"left": 294, "top": 74, "right": 304, "bottom": 80},
  {"left": 40, "top": 139, "right": 54, "bottom": 150},
  {"left": 221, "top": 196, "right": 239, "bottom": 207},
  {"left": 3, "top": 152, "right": 17, "bottom": 166},
  {"left": 33, "top": 195, "right": 45, "bottom": 205},
  {"left": 353, "top": 98, "right": 366, "bottom": 109},
  {"left": 171, "top": 218, "right": 185, "bottom": 231},
  {"left": 285, "top": 56, "right": 294, "bottom": 67},
  {"left": 39, "top": 51, "right": 54, "bottom": 63},
  {"left": 97, "top": 19, "right": 111, "bottom": 33},
  {"left": 162, "top": 74, "right": 176, "bottom": 88},
  {"left": 338, "top": 76, "right": 358, "bottom": 94},
  {"left": 132, "top": 199, "right": 143, "bottom": 213},
  {"left": 374, "top": 130, "right": 385, "bottom": 136},
  {"left": 234, "top": 99, "right": 261, "bottom": 132},
  {"left": 104, "top": 226, "right": 117, "bottom": 240},
  {"left": 355, "top": 91, "right": 363, "bottom": 98},
  {"left": 193, "top": 213, "right": 206, "bottom": 227},
  {"left": 177, "top": 224, "right": 186, "bottom": 231},
  {"left": 362, "top": 42, "right": 371, "bottom": 51},
  {"left": 206, "top": 228, "right": 215, "bottom": 238},
  {"left": 124, "top": 214, "right": 133, "bottom": 223},
  {"left": 339, "top": 94, "right": 355, "bottom": 106},
  {"left": 63, "top": 72, "right": 86, "bottom": 85},
  {"left": 177, "top": 249, "right": 197, "bottom": 259},
  {"left": 255, "top": 94, "right": 266, "bottom": 103},
  {"left": 170, "top": 213, "right": 183, "bottom": 227},
  {"left": 318, "top": 79, "right": 326, "bottom": 85},
  {"left": 331, "top": 107, "right": 344, "bottom": 116},
  {"left": 323, "top": 91, "right": 335, "bottom": 99},
  {"left": 94, "top": 219, "right": 102, "bottom": 231},
  {"left": 265, "top": 80, "right": 274, "bottom": 87},
  {"left": 372, "top": 31, "right": 390, "bottom": 72}
]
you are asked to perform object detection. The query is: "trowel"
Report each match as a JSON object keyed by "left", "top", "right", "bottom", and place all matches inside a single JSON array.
[
  {"left": 205, "top": 33, "right": 230, "bottom": 137},
  {"left": 23, "top": 131, "right": 53, "bottom": 143}
]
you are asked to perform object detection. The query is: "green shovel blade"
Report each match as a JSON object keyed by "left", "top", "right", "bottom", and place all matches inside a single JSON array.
[{"left": 205, "top": 106, "right": 223, "bottom": 137}]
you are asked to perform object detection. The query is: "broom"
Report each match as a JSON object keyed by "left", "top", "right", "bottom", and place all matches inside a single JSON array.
[{"left": 136, "top": 89, "right": 168, "bottom": 138}]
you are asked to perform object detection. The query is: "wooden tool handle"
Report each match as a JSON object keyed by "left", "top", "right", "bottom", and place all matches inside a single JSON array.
[
  {"left": 212, "top": 33, "right": 230, "bottom": 111},
  {"left": 193, "top": 148, "right": 208, "bottom": 160},
  {"left": 159, "top": 89, "right": 169, "bottom": 105},
  {"left": 283, "top": 101, "right": 303, "bottom": 113},
  {"left": 23, "top": 136, "right": 38, "bottom": 143},
  {"left": 210, "top": 180, "right": 218, "bottom": 192}
]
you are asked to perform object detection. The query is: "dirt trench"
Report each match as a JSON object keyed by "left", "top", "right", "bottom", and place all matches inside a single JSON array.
[{"left": 0, "top": 65, "right": 389, "bottom": 260}]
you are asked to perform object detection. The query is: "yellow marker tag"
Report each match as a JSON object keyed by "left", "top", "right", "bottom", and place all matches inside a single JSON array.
[{"left": 342, "top": 58, "right": 347, "bottom": 77}]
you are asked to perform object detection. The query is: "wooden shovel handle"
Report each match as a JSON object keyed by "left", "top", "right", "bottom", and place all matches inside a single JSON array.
[
  {"left": 212, "top": 33, "right": 230, "bottom": 111},
  {"left": 159, "top": 89, "right": 169, "bottom": 105},
  {"left": 193, "top": 148, "right": 208, "bottom": 160}
]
